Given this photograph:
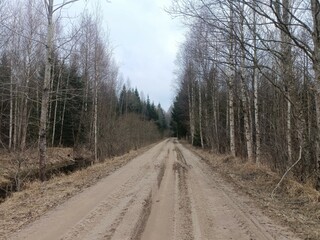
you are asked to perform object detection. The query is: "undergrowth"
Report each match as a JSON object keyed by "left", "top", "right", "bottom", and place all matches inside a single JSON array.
[{"left": 189, "top": 145, "right": 320, "bottom": 240}]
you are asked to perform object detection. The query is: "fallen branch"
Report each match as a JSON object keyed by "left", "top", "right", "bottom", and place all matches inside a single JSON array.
[{"left": 271, "top": 145, "right": 302, "bottom": 199}]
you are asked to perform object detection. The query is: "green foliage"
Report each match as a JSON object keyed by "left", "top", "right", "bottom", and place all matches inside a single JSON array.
[
  {"left": 118, "top": 85, "right": 168, "bottom": 134},
  {"left": 119, "top": 86, "right": 143, "bottom": 115},
  {"left": 46, "top": 57, "right": 85, "bottom": 147},
  {"left": 170, "top": 86, "right": 189, "bottom": 139},
  {"left": 0, "top": 53, "right": 11, "bottom": 145}
]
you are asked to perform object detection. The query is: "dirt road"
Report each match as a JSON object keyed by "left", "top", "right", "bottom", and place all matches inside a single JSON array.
[{"left": 10, "top": 139, "right": 300, "bottom": 240}]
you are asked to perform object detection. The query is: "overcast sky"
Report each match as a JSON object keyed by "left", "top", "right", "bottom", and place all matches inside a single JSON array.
[{"left": 72, "top": 0, "right": 185, "bottom": 111}]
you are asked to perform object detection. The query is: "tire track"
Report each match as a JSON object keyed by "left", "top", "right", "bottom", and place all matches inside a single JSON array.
[
  {"left": 101, "top": 140, "right": 171, "bottom": 240},
  {"left": 9, "top": 140, "right": 170, "bottom": 240},
  {"left": 140, "top": 143, "right": 176, "bottom": 240},
  {"left": 173, "top": 146, "right": 194, "bottom": 240},
  {"left": 176, "top": 143, "right": 301, "bottom": 240},
  {"left": 60, "top": 148, "right": 165, "bottom": 240},
  {"left": 9, "top": 139, "right": 301, "bottom": 240}
]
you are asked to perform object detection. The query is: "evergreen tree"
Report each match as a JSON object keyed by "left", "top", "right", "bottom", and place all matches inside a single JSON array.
[{"left": 171, "top": 89, "right": 189, "bottom": 139}]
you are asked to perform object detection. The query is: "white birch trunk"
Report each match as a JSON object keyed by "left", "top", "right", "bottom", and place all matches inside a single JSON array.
[
  {"left": 228, "top": 3, "right": 236, "bottom": 157},
  {"left": 213, "top": 89, "right": 219, "bottom": 150},
  {"left": 188, "top": 79, "right": 195, "bottom": 145},
  {"left": 39, "top": 0, "right": 54, "bottom": 181},
  {"left": 13, "top": 82, "right": 18, "bottom": 151},
  {"left": 279, "top": 0, "right": 293, "bottom": 165},
  {"left": 94, "top": 76, "right": 98, "bottom": 162},
  {"left": 253, "top": 0, "right": 261, "bottom": 164},
  {"left": 240, "top": 3, "right": 254, "bottom": 162},
  {"left": 228, "top": 74, "right": 236, "bottom": 157},
  {"left": 51, "top": 65, "right": 62, "bottom": 146},
  {"left": 240, "top": 77, "right": 254, "bottom": 162},
  {"left": 9, "top": 58, "right": 13, "bottom": 150},
  {"left": 198, "top": 80, "right": 204, "bottom": 148},
  {"left": 287, "top": 95, "right": 292, "bottom": 163}
]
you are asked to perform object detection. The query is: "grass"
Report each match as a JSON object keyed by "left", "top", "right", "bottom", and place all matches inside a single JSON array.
[
  {"left": 0, "top": 144, "right": 153, "bottom": 239},
  {"left": 188, "top": 145, "right": 320, "bottom": 240}
]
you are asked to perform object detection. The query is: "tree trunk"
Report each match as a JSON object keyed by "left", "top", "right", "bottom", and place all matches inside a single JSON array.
[
  {"left": 214, "top": 88, "right": 219, "bottom": 151},
  {"left": 39, "top": 0, "right": 54, "bottom": 181},
  {"left": 94, "top": 71, "right": 98, "bottom": 163},
  {"left": 51, "top": 64, "right": 62, "bottom": 146},
  {"left": 212, "top": 81, "right": 218, "bottom": 151},
  {"left": 228, "top": 3, "right": 236, "bottom": 157},
  {"left": 198, "top": 80, "right": 204, "bottom": 148},
  {"left": 20, "top": 72, "right": 30, "bottom": 152},
  {"left": 274, "top": 0, "right": 293, "bottom": 165},
  {"left": 13, "top": 80, "right": 18, "bottom": 151},
  {"left": 283, "top": 0, "right": 293, "bottom": 165},
  {"left": 253, "top": 0, "right": 261, "bottom": 164},
  {"left": 240, "top": 76, "right": 253, "bottom": 162},
  {"left": 240, "top": 3, "right": 254, "bottom": 162},
  {"left": 9, "top": 58, "right": 13, "bottom": 151},
  {"left": 313, "top": 63, "right": 320, "bottom": 189},
  {"left": 282, "top": 0, "right": 293, "bottom": 165},
  {"left": 286, "top": 94, "right": 292, "bottom": 163},
  {"left": 311, "top": 0, "right": 320, "bottom": 190},
  {"left": 228, "top": 74, "right": 236, "bottom": 157},
  {"left": 188, "top": 77, "right": 195, "bottom": 145}
]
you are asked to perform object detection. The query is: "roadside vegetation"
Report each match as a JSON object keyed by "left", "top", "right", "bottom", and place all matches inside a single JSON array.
[
  {"left": 0, "top": 143, "right": 154, "bottom": 238},
  {"left": 169, "top": 2, "right": 320, "bottom": 237},
  {"left": 187, "top": 142, "right": 320, "bottom": 240},
  {"left": 170, "top": 0, "right": 320, "bottom": 191},
  {"left": 0, "top": 0, "right": 168, "bottom": 199}
]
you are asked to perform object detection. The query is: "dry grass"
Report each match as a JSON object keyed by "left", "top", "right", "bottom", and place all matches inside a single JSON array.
[
  {"left": 188, "top": 145, "right": 320, "bottom": 240},
  {"left": 0, "top": 144, "right": 153, "bottom": 239},
  {"left": 0, "top": 148, "right": 74, "bottom": 189}
]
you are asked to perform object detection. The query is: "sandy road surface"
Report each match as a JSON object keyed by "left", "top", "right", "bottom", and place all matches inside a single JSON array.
[{"left": 10, "top": 139, "right": 301, "bottom": 240}]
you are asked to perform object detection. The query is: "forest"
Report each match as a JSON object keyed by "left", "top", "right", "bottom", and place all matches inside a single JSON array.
[
  {"left": 0, "top": 1, "right": 319, "bottom": 238},
  {"left": 0, "top": 0, "right": 168, "bottom": 182},
  {"left": 169, "top": 0, "right": 320, "bottom": 189}
]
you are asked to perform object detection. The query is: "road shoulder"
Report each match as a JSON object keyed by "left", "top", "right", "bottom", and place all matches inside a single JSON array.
[{"left": 183, "top": 142, "right": 320, "bottom": 240}]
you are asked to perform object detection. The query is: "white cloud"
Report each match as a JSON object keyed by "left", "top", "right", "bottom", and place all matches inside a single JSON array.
[{"left": 71, "top": 0, "right": 185, "bottom": 111}]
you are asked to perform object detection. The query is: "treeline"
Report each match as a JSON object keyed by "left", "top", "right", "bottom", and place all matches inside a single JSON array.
[
  {"left": 119, "top": 86, "right": 168, "bottom": 132},
  {"left": 0, "top": 0, "right": 167, "bottom": 173},
  {"left": 169, "top": 0, "right": 320, "bottom": 188}
]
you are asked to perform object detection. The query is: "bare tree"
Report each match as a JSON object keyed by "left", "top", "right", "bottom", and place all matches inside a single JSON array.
[
  {"left": 39, "top": 0, "right": 79, "bottom": 181},
  {"left": 252, "top": 0, "right": 261, "bottom": 164},
  {"left": 238, "top": 1, "right": 254, "bottom": 161}
]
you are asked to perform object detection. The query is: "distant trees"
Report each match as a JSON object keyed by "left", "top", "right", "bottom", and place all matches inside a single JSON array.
[
  {"left": 118, "top": 86, "right": 168, "bottom": 134},
  {"left": 0, "top": 0, "right": 167, "bottom": 181},
  {"left": 169, "top": 0, "right": 320, "bottom": 188}
]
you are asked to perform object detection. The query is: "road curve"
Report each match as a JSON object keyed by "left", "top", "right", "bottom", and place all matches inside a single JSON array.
[{"left": 10, "top": 139, "right": 300, "bottom": 240}]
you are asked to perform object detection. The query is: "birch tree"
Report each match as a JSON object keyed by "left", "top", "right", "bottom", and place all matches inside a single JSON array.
[
  {"left": 238, "top": 2, "right": 254, "bottom": 162},
  {"left": 169, "top": 0, "right": 320, "bottom": 188},
  {"left": 252, "top": 0, "right": 261, "bottom": 164},
  {"left": 39, "top": 0, "right": 79, "bottom": 181}
]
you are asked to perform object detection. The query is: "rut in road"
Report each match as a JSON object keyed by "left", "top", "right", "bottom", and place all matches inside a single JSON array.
[
  {"left": 141, "top": 141, "right": 301, "bottom": 240},
  {"left": 10, "top": 139, "right": 301, "bottom": 240}
]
